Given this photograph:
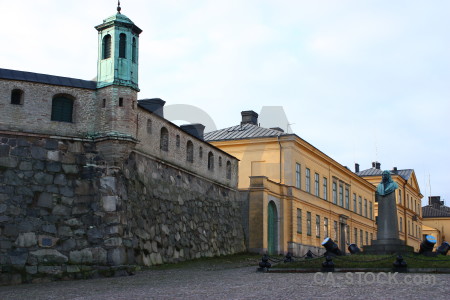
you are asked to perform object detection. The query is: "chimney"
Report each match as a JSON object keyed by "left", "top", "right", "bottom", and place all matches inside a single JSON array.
[
  {"left": 180, "top": 123, "right": 205, "bottom": 140},
  {"left": 138, "top": 98, "right": 166, "bottom": 118},
  {"left": 355, "top": 163, "right": 360, "bottom": 173},
  {"left": 372, "top": 161, "right": 381, "bottom": 169},
  {"left": 393, "top": 167, "right": 398, "bottom": 174},
  {"left": 429, "top": 196, "right": 441, "bottom": 206},
  {"left": 241, "top": 110, "right": 258, "bottom": 125}
]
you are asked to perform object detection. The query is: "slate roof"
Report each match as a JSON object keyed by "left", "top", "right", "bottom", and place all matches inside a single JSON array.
[
  {"left": 422, "top": 205, "right": 450, "bottom": 218},
  {"left": 204, "top": 123, "right": 288, "bottom": 142},
  {"left": 0, "top": 68, "right": 97, "bottom": 90},
  {"left": 356, "top": 168, "right": 413, "bottom": 181}
]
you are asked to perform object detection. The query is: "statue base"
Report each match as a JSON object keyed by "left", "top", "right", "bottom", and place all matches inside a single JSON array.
[{"left": 363, "top": 239, "right": 414, "bottom": 255}]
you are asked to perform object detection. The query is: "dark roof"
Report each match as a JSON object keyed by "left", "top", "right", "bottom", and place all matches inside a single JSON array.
[
  {"left": 0, "top": 68, "right": 97, "bottom": 90},
  {"left": 422, "top": 205, "right": 450, "bottom": 218},
  {"left": 204, "top": 123, "right": 287, "bottom": 141},
  {"left": 356, "top": 168, "right": 413, "bottom": 181}
]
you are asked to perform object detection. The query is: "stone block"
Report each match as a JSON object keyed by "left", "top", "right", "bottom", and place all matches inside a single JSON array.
[
  {"left": 60, "top": 186, "right": 74, "bottom": 197},
  {"left": 30, "top": 146, "right": 47, "bottom": 160},
  {"left": 61, "top": 238, "right": 76, "bottom": 251},
  {"left": 104, "top": 237, "right": 122, "bottom": 247},
  {"left": 38, "top": 235, "right": 59, "bottom": 248},
  {"left": 3, "top": 224, "right": 19, "bottom": 237},
  {"left": 38, "top": 266, "right": 62, "bottom": 275},
  {"left": 45, "top": 139, "right": 59, "bottom": 150},
  {"left": 9, "top": 249, "right": 28, "bottom": 266},
  {"left": 34, "top": 172, "right": 54, "bottom": 185},
  {"left": 102, "top": 196, "right": 118, "bottom": 212},
  {"left": 0, "top": 157, "right": 18, "bottom": 168},
  {"left": 62, "top": 164, "right": 79, "bottom": 174},
  {"left": 66, "top": 265, "right": 80, "bottom": 273},
  {"left": 42, "top": 224, "right": 57, "bottom": 235},
  {"left": 108, "top": 247, "right": 127, "bottom": 265},
  {"left": 64, "top": 218, "right": 82, "bottom": 227},
  {"left": 37, "top": 192, "right": 53, "bottom": 208},
  {"left": 61, "top": 196, "right": 74, "bottom": 206},
  {"left": 54, "top": 174, "right": 67, "bottom": 185},
  {"left": 100, "top": 177, "right": 116, "bottom": 194},
  {"left": 0, "top": 203, "right": 7, "bottom": 213},
  {"left": 47, "top": 151, "right": 60, "bottom": 161},
  {"left": 52, "top": 205, "right": 71, "bottom": 216},
  {"left": 26, "top": 266, "right": 38, "bottom": 275},
  {"left": 0, "top": 144, "right": 9, "bottom": 157},
  {"left": 18, "top": 161, "right": 32, "bottom": 171},
  {"left": 58, "top": 226, "right": 73, "bottom": 237},
  {"left": 46, "top": 161, "right": 61, "bottom": 172},
  {"left": 30, "top": 249, "right": 68, "bottom": 264},
  {"left": 70, "top": 247, "right": 106, "bottom": 264},
  {"left": 11, "top": 147, "right": 30, "bottom": 157},
  {"left": 14, "top": 232, "right": 37, "bottom": 247}
]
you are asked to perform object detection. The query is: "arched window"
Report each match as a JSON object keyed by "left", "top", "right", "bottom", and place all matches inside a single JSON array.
[
  {"left": 11, "top": 89, "right": 23, "bottom": 105},
  {"left": 51, "top": 95, "right": 74, "bottom": 123},
  {"left": 160, "top": 127, "right": 169, "bottom": 151},
  {"left": 208, "top": 151, "right": 214, "bottom": 170},
  {"left": 226, "top": 161, "right": 232, "bottom": 179},
  {"left": 102, "top": 34, "right": 111, "bottom": 59},
  {"left": 219, "top": 156, "right": 222, "bottom": 167},
  {"left": 119, "top": 33, "right": 126, "bottom": 58},
  {"left": 147, "top": 119, "right": 152, "bottom": 134},
  {"left": 132, "top": 37, "right": 137, "bottom": 63},
  {"left": 186, "top": 141, "right": 194, "bottom": 163},
  {"left": 176, "top": 135, "right": 180, "bottom": 147},
  {"left": 199, "top": 147, "right": 203, "bottom": 158}
]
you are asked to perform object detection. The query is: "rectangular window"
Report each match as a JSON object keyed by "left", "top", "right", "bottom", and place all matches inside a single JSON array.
[
  {"left": 314, "top": 173, "right": 320, "bottom": 197},
  {"left": 297, "top": 208, "right": 302, "bottom": 234},
  {"left": 358, "top": 196, "right": 362, "bottom": 215},
  {"left": 295, "top": 163, "right": 301, "bottom": 189},
  {"left": 324, "top": 218, "right": 329, "bottom": 238},
  {"left": 369, "top": 202, "right": 373, "bottom": 220},
  {"left": 398, "top": 189, "right": 402, "bottom": 204},
  {"left": 346, "top": 225, "right": 350, "bottom": 245},
  {"left": 399, "top": 217, "right": 403, "bottom": 232},
  {"left": 353, "top": 193, "right": 357, "bottom": 213},
  {"left": 345, "top": 188, "right": 349, "bottom": 209},
  {"left": 365, "top": 231, "right": 369, "bottom": 245},
  {"left": 305, "top": 168, "right": 311, "bottom": 193},
  {"left": 354, "top": 228, "right": 358, "bottom": 244},
  {"left": 307, "top": 212, "right": 312, "bottom": 236},
  {"left": 332, "top": 182, "right": 337, "bottom": 204},
  {"left": 408, "top": 220, "right": 411, "bottom": 234},
  {"left": 360, "top": 229, "right": 363, "bottom": 246},
  {"left": 334, "top": 221, "right": 338, "bottom": 241},
  {"left": 339, "top": 184, "right": 343, "bottom": 206},
  {"left": 316, "top": 215, "right": 320, "bottom": 238},
  {"left": 364, "top": 199, "right": 368, "bottom": 217},
  {"left": 370, "top": 233, "right": 373, "bottom": 244},
  {"left": 323, "top": 177, "right": 328, "bottom": 200}
]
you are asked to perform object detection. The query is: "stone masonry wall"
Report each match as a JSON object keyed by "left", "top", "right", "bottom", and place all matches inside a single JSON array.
[{"left": 0, "top": 132, "right": 245, "bottom": 285}]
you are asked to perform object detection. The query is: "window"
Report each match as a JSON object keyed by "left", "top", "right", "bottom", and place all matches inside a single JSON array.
[
  {"left": 324, "top": 217, "right": 329, "bottom": 238},
  {"left": 360, "top": 229, "right": 363, "bottom": 246},
  {"left": 323, "top": 177, "right": 328, "bottom": 200},
  {"left": 399, "top": 217, "right": 403, "bottom": 232},
  {"left": 334, "top": 221, "right": 338, "bottom": 241},
  {"left": 305, "top": 168, "right": 311, "bottom": 193},
  {"left": 119, "top": 97, "right": 123, "bottom": 107},
  {"left": 307, "top": 212, "right": 311, "bottom": 236},
  {"left": 345, "top": 225, "right": 350, "bottom": 245},
  {"left": 146, "top": 119, "right": 152, "bottom": 134},
  {"left": 370, "top": 233, "right": 373, "bottom": 244},
  {"left": 408, "top": 220, "right": 411, "bottom": 234},
  {"left": 119, "top": 33, "right": 126, "bottom": 58},
  {"left": 11, "top": 89, "right": 23, "bottom": 105},
  {"left": 358, "top": 196, "right": 362, "bottom": 215},
  {"left": 365, "top": 231, "right": 368, "bottom": 245},
  {"left": 176, "top": 135, "right": 180, "bottom": 147},
  {"left": 186, "top": 141, "right": 194, "bottom": 162},
  {"left": 398, "top": 190, "right": 402, "bottom": 205},
  {"left": 354, "top": 228, "right": 358, "bottom": 244},
  {"left": 160, "top": 127, "right": 169, "bottom": 151},
  {"left": 199, "top": 147, "right": 203, "bottom": 158},
  {"left": 332, "top": 182, "right": 337, "bottom": 204},
  {"left": 345, "top": 187, "right": 349, "bottom": 209},
  {"left": 208, "top": 152, "right": 214, "bottom": 170},
  {"left": 51, "top": 95, "right": 73, "bottom": 123},
  {"left": 132, "top": 37, "right": 137, "bottom": 63},
  {"left": 219, "top": 157, "right": 222, "bottom": 167},
  {"left": 295, "top": 163, "right": 301, "bottom": 189},
  {"left": 102, "top": 98, "right": 106, "bottom": 108},
  {"left": 102, "top": 34, "right": 111, "bottom": 59},
  {"left": 353, "top": 193, "right": 357, "bottom": 213},
  {"left": 297, "top": 209, "right": 302, "bottom": 234},
  {"left": 364, "top": 199, "right": 368, "bottom": 217},
  {"left": 314, "top": 173, "right": 319, "bottom": 197},
  {"left": 339, "top": 184, "right": 343, "bottom": 206},
  {"left": 316, "top": 215, "right": 320, "bottom": 238},
  {"left": 369, "top": 202, "right": 373, "bottom": 219},
  {"left": 226, "top": 161, "right": 232, "bottom": 179}
]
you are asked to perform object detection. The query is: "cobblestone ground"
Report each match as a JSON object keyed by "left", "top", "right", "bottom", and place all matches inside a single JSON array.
[{"left": 0, "top": 266, "right": 449, "bottom": 300}]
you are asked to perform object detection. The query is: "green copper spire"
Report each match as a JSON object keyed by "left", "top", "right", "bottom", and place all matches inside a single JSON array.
[{"left": 95, "top": 3, "right": 142, "bottom": 91}]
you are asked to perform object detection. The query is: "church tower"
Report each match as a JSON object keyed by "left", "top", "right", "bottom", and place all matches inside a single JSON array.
[{"left": 94, "top": 2, "right": 142, "bottom": 142}]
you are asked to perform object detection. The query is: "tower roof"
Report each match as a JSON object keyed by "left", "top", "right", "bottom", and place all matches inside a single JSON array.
[{"left": 95, "top": 8, "right": 142, "bottom": 35}]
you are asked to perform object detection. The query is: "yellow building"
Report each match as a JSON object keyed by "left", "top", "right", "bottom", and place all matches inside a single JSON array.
[
  {"left": 357, "top": 163, "right": 423, "bottom": 251},
  {"left": 205, "top": 111, "right": 376, "bottom": 255},
  {"left": 422, "top": 196, "right": 450, "bottom": 253}
]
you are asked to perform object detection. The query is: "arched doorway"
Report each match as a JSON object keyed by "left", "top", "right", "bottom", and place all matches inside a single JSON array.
[{"left": 267, "top": 201, "right": 278, "bottom": 254}]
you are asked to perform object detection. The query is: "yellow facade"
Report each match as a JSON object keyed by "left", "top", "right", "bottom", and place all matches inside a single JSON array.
[
  {"left": 422, "top": 218, "right": 450, "bottom": 249},
  {"left": 211, "top": 134, "right": 377, "bottom": 255},
  {"left": 359, "top": 169, "right": 423, "bottom": 251}
]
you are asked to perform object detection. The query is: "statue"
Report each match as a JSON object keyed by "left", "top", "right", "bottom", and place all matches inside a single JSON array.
[{"left": 376, "top": 170, "right": 398, "bottom": 196}]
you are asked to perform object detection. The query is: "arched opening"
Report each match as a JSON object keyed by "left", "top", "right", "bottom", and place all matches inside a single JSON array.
[
  {"left": 51, "top": 94, "right": 74, "bottom": 123},
  {"left": 11, "top": 89, "right": 23, "bottom": 105},
  {"left": 207, "top": 151, "right": 214, "bottom": 170},
  {"left": 226, "top": 161, "right": 231, "bottom": 179},
  {"left": 146, "top": 119, "right": 152, "bottom": 134},
  {"left": 132, "top": 37, "right": 137, "bottom": 63},
  {"left": 102, "top": 34, "right": 111, "bottom": 59},
  {"left": 268, "top": 201, "right": 278, "bottom": 255},
  {"left": 186, "top": 141, "right": 194, "bottom": 163},
  {"left": 119, "top": 33, "right": 127, "bottom": 58},
  {"left": 160, "top": 127, "right": 169, "bottom": 151}
]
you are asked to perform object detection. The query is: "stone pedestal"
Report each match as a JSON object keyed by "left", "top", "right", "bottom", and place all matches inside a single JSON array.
[{"left": 363, "top": 191, "right": 414, "bottom": 254}]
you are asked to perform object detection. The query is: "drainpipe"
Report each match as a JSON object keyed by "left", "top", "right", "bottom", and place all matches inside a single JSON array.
[{"left": 277, "top": 134, "right": 282, "bottom": 183}]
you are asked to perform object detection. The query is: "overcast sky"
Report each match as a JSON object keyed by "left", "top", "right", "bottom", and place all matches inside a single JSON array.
[{"left": 2, "top": 0, "right": 449, "bottom": 205}]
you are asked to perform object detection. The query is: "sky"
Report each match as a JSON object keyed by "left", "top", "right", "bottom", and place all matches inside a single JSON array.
[{"left": 1, "top": 0, "right": 449, "bottom": 205}]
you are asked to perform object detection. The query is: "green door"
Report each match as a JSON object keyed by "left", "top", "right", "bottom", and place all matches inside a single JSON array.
[{"left": 268, "top": 201, "right": 278, "bottom": 254}]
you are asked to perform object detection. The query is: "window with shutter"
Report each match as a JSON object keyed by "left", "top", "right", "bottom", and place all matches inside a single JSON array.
[
  {"left": 51, "top": 95, "right": 74, "bottom": 122},
  {"left": 119, "top": 33, "right": 126, "bottom": 58},
  {"left": 103, "top": 35, "right": 111, "bottom": 59}
]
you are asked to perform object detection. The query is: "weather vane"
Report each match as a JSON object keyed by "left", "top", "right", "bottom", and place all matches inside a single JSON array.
[{"left": 117, "top": 1, "right": 121, "bottom": 14}]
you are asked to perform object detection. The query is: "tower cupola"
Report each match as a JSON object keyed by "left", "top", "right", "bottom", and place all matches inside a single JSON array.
[{"left": 95, "top": 3, "right": 142, "bottom": 91}]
